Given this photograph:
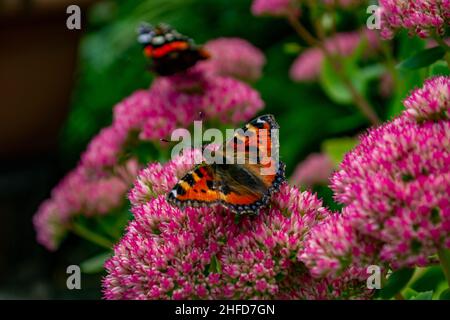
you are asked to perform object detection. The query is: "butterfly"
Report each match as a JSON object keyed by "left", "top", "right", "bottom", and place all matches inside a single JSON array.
[
  {"left": 137, "top": 23, "right": 210, "bottom": 76},
  {"left": 167, "top": 114, "right": 286, "bottom": 215}
]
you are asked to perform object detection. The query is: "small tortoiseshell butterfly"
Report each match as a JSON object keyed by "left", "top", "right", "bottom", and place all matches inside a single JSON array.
[
  {"left": 137, "top": 23, "right": 210, "bottom": 76},
  {"left": 167, "top": 114, "right": 286, "bottom": 215}
]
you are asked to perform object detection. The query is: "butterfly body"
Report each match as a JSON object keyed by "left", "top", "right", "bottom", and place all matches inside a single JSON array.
[
  {"left": 167, "top": 115, "right": 286, "bottom": 214},
  {"left": 137, "top": 23, "right": 209, "bottom": 76}
]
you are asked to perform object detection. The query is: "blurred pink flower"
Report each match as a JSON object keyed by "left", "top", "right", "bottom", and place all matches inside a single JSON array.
[
  {"left": 404, "top": 76, "right": 450, "bottom": 122},
  {"left": 103, "top": 153, "right": 372, "bottom": 299},
  {"left": 290, "top": 30, "right": 380, "bottom": 82},
  {"left": 251, "top": 0, "right": 299, "bottom": 17},
  {"left": 202, "top": 76, "right": 264, "bottom": 124},
  {"left": 33, "top": 159, "right": 139, "bottom": 250},
  {"left": 33, "top": 200, "right": 68, "bottom": 251},
  {"left": 81, "top": 126, "right": 127, "bottom": 172},
  {"left": 290, "top": 47, "right": 324, "bottom": 82},
  {"left": 198, "top": 38, "right": 266, "bottom": 82},
  {"left": 112, "top": 90, "right": 156, "bottom": 137},
  {"left": 291, "top": 153, "right": 335, "bottom": 188},
  {"left": 379, "top": 0, "right": 450, "bottom": 39},
  {"left": 379, "top": 72, "right": 394, "bottom": 98}
]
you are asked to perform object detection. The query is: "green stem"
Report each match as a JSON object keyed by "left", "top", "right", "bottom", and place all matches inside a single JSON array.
[
  {"left": 438, "top": 248, "right": 450, "bottom": 288},
  {"left": 286, "top": 14, "right": 381, "bottom": 125},
  {"left": 380, "top": 40, "right": 398, "bottom": 84},
  {"left": 71, "top": 221, "right": 114, "bottom": 249},
  {"left": 395, "top": 293, "right": 405, "bottom": 300},
  {"left": 444, "top": 52, "right": 450, "bottom": 70}
]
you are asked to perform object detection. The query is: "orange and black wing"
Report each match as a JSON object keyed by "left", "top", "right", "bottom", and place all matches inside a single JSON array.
[
  {"left": 215, "top": 162, "right": 285, "bottom": 214},
  {"left": 166, "top": 164, "right": 221, "bottom": 208}
]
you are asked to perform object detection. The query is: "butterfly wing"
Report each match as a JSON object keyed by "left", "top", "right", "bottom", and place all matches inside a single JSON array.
[
  {"left": 215, "top": 161, "right": 285, "bottom": 214},
  {"left": 166, "top": 164, "right": 221, "bottom": 208},
  {"left": 215, "top": 114, "right": 285, "bottom": 214}
]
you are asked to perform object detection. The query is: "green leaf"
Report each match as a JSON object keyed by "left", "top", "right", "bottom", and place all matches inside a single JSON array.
[
  {"left": 402, "top": 288, "right": 419, "bottom": 300},
  {"left": 80, "top": 251, "right": 111, "bottom": 274},
  {"left": 320, "top": 59, "right": 362, "bottom": 104},
  {"left": 320, "top": 57, "right": 362, "bottom": 105},
  {"left": 410, "top": 266, "right": 446, "bottom": 293},
  {"left": 380, "top": 268, "right": 415, "bottom": 299},
  {"left": 208, "top": 255, "right": 222, "bottom": 274},
  {"left": 397, "top": 46, "right": 446, "bottom": 70},
  {"left": 439, "top": 288, "right": 450, "bottom": 300},
  {"left": 387, "top": 33, "right": 428, "bottom": 118},
  {"left": 429, "top": 60, "right": 450, "bottom": 76},
  {"left": 319, "top": 54, "right": 384, "bottom": 107},
  {"left": 410, "top": 290, "right": 434, "bottom": 300},
  {"left": 322, "top": 137, "right": 358, "bottom": 166}
]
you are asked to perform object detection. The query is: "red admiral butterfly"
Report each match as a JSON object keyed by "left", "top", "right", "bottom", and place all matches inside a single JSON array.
[{"left": 137, "top": 23, "right": 210, "bottom": 76}]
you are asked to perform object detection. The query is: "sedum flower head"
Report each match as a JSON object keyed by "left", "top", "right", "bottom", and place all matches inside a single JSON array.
[
  {"left": 379, "top": 0, "right": 450, "bottom": 39},
  {"left": 33, "top": 200, "right": 69, "bottom": 251},
  {"left": 198, "top": 38, "right": 266, "bottom": 82},
  {"left": 202, "top": 76, "right": 264, "bottom": 124},
  {"left": 251, "top": 0, "right": 299, "bottom": 17},
  {"left": 33, "top": 160, "right": 138, "bottom": 250},
  {"left": 81, "top": 126, "right": 127, "bottom": 172},
  {"left": 300, "top": 211, "right": 382, "bottom": 278},
  {"left": 331, "top": 113, "right": 449, "bottom": 268},
  {"left": 404, "top": 76, "right": 450, "bottom": 122}
]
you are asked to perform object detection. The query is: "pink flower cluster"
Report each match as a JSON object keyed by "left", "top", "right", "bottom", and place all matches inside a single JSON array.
[
  {"left": 379, "top": 0, "right": 450, "bottom": 39},
  {"left": 290, "top": 30, "right": 380, "bottom": 82},
  {"left": 103, "top": 151, "right": 372, "bottom": 299},
  {"left": 404, "top": 76, "right": 449, "bottom": 122},
  {"left": 300, "top": 211, "right": 382, "bottom": 278},
  {"left": 303, "top": 76, "right": 450, "bottom": 273},
  {"left": 251, "top": 0, "right": 299, "bottom": 17},
  {"left": 197, "top": 38, "right": 266, "bottom": 82},
  {"left": 33, "top": 160, "right": 139, "bottom": 250},
  {"left": 33, "top": 200, "right": 68, "bottom": 251},
  {"left": 291, "top": 153, "right": 335, "bottom": 188}
]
